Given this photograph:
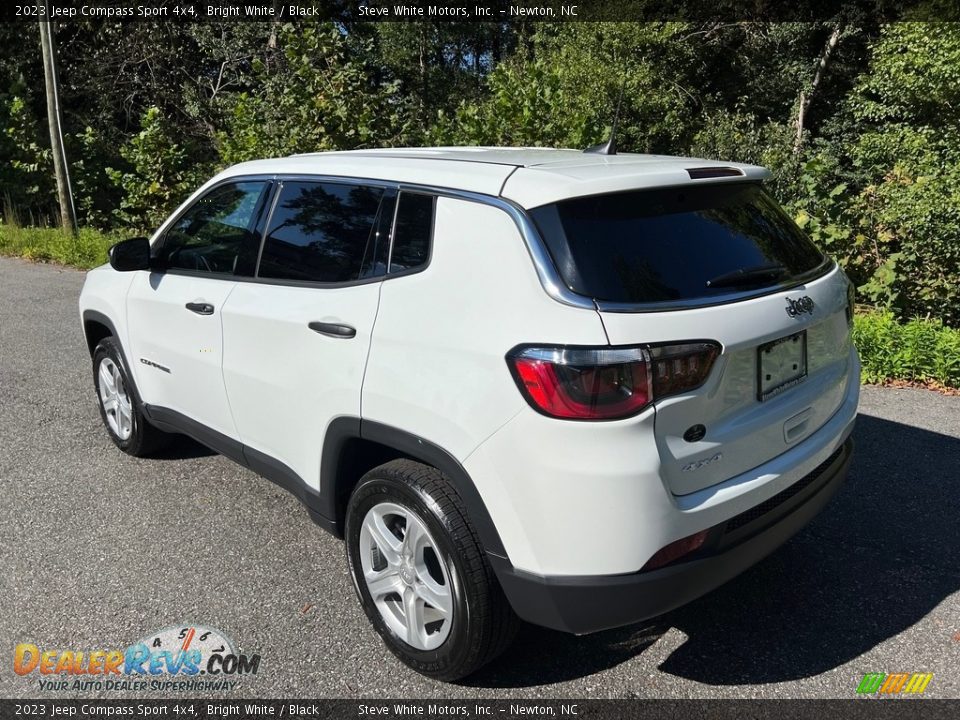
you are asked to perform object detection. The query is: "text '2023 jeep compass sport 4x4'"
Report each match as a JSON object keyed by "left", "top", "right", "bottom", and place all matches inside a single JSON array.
[{"left": 79, "top": 147, "right": 858, "bottom": 680}]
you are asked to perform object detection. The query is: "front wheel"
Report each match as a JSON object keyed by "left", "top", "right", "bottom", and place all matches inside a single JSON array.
[
  {"left": 345, "top": 459, "right": 518, "bottom": 681},
  {"left": 92, "top": 337, "right": 171, "bottom": 456}
]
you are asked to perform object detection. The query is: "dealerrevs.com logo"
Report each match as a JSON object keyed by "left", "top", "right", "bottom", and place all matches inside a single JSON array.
[
  {"left": 856, "top": 672, "right": 933, "bottom": 696},
  {"left": 13, "top": 624, "right": 260, "bottom": 693}
]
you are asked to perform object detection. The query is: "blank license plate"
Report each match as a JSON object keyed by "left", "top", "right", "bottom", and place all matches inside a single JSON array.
[{"left": 758, "top": 331, "right": 807, "bottom": 401}]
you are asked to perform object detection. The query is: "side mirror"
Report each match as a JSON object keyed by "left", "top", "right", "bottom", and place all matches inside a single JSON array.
[{"left": 109, "top": 237, "right": 151, "bottom": 272}]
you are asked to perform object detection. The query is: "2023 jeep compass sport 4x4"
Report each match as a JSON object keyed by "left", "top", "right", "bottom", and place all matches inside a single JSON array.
[{"left": 79, "top": 147, "right": 858, "bottom": 680}]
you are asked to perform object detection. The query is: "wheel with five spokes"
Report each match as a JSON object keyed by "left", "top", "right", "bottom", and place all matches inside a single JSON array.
[
  {"left": 345, "top": 459, "right": 518, "bottom": 681},
  {"left": 92, "top": 337, "right": 171, "bottom": 456}
]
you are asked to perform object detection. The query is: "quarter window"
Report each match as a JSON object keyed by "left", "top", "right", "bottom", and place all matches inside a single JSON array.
[
  {"left": 157, "top": 181, "right": 268, "bottom": 275},
  {"left": 258, "top": 181, "right": 385, "bottom": 283},
  {"left": 389, "top": 192, "right": 434, "bottom": 273}
]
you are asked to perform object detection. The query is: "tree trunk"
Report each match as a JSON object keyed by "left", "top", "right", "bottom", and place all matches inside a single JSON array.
[
  {"left": 419, "top": 24, "right": 426, "bottom": 118},
  {"left": 37, "top": 3, "right": 77, "bottom": 234},
  {"left": 794, "top": 24, "right": 843, "bottom": 154}
]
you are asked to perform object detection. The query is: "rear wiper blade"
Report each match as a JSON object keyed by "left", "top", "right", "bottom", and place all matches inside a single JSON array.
[{"left": 706, "top": 264, "right": 787, "bottom": 288}]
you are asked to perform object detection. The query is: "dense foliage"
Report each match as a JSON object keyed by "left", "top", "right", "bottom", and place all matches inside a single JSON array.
[
  {"left": 1, "top": 20, "right": 958, "bottom": 325},
  {"left": 853, "top": 310, "right": 960, "bottom": 388}
]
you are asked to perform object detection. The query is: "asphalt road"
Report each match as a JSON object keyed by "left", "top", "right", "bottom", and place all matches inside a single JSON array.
[{"left": 1, "top": 256, "right": 958, "bottom": 700}]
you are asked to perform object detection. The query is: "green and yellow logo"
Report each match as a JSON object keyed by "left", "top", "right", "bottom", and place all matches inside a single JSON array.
[{"left": 856, "top": 672, "right": 933, "bottom": 695}]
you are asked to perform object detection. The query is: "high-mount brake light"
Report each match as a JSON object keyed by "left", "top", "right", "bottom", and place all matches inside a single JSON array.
[{"left": 507, "top": 342, "right": 720, "bottom": 421}]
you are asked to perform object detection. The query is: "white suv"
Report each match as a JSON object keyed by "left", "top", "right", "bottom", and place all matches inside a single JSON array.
[{"left": 79, "top": 147, "right": 858, "bottom": 680}]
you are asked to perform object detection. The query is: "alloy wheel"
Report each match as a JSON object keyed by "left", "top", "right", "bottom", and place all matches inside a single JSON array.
[{"left": 359, "top": 502, "right": 454, "bottom": 651}]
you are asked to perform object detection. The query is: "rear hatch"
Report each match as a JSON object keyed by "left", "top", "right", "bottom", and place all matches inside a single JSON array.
[{"left": 529, "top": 182, "right": 854, "bottom": 495}]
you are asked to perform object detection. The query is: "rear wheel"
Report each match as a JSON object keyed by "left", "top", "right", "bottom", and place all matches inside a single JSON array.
[
  {"left": 93, "top": 337, "right": 171, "bottom": 456},
  {"left": 345, "top": 459, "right": 518, "bottom": 680}
]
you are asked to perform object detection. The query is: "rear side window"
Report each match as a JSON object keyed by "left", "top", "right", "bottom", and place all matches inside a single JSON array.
[
  {"left": 389, "top": 192, "right": 434, "bottom": 273},
  {"left": 158, "top": 181, "right": 268, "bottom": 275},
  {"left": 258, "top": 181, "right": 385, "bottom": 283},
  {"left": 529, "top": 183, "right": 827, "bottom": 304}
]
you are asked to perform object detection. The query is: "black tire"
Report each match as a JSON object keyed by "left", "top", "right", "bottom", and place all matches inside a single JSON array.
[
  {"left": 345, "top": 459, "right": 518, "bottom": 681},
  {"left": 92, "top": 337, "right": 171, "bottom": 457}
]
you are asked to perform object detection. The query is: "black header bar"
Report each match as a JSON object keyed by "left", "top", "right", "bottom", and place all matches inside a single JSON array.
[
  {"left": 2, "top": 0, "right": 958, "bottom": 24},
  {"left": 0, "top": 699, "right": 959, "bottom": 720}
]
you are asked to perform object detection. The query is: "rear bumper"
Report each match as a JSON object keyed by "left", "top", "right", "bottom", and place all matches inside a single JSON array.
[{"left": 491, "top": 437, "right": 853, "bottom": 635}]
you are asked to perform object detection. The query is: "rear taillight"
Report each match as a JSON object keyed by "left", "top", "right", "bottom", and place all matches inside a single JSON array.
[
  {"left": 649, "top": 343, "right": 720, "bottom": 398},
  {"left": 507, "top": 342, "right": 720, "bottom": 421}
]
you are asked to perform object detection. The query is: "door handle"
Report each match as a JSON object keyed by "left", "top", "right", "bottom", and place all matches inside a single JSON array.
[
  {"left": 185, "top": 302, "right": 215, "bottom": 315},
  {"left": 308, "top": 321, "right": 356, "bottom": 339}
]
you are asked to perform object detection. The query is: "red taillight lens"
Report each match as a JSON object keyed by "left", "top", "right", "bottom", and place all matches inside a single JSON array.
[
  {"left": 641, "top": 529, "right": 709, "bottom": 571},
  {"left": 508, "top": 342, "right": 720, "bottom": 421},
  {"left": 511, "top": 347, "right": 651, "bottom": 420},
  {"left": 649, "top": 343, "right": 720, "bottom": 398}
]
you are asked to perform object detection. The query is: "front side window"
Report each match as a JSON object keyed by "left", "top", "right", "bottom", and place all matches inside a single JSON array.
[
  {"left": 157, "top": 181, "right": 268, "bottom": 275},
  {"left": 258, "top": 181, "right": 385, "bottom": 283}
]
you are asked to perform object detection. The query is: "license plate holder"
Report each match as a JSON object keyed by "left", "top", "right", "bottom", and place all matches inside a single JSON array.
[{"left": 757, "top": 330, "right": 807, "bottom": 401}]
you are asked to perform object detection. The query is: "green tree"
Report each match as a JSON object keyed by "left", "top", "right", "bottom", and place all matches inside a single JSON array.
[
  {"left": 107, "top": 107, "right": 212, "bottom": 231},
  {"left": 0, "top": 95, "right": 54, "bottom": 223},
  {"left": 432, "top": 23, "right": 700, "bottom": 152},
  {"left": 217, "top": 23, "right": 412, "bottom": 163},
  {"left": 370, "top": 22, "right": 514, "bottom": 128},
  {"left": 843, "top": 23, "right": 960, "bottom": 323}
]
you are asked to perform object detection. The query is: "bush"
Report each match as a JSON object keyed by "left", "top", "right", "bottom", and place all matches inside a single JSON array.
[
  {"left": 0, "top": 222, "right": 121, "bottom": 269},
  {"left": 853, "top": 310, "right": 960, "bottom": 388}
]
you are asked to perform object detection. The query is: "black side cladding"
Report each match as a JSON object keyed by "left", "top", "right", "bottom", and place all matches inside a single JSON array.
[{"left": 137, "top": 408, "right": 508, "bottom": 559}]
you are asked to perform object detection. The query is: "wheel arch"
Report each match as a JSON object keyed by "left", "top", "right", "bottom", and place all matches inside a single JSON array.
[
  {"left": 82, "top": 309, "right": 146, "bottom": 408},
  {"left": 82, "top": 310, "right": 117, "bottom": 357},
  {"left": 319, "top": 418, "right": 508, "bottom": 559}
]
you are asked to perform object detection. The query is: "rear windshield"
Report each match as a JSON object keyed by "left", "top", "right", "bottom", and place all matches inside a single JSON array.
[{"left": 529, "top": 183, "right": 827, "bottom": 305}]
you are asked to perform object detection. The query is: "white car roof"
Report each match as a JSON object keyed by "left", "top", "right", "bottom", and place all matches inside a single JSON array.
[{"left": 217, "top": 147, "right": 770, "bottom": 209}]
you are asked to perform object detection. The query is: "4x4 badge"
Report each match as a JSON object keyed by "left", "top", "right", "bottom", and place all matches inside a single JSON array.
[{"left": 785, "top": 296, "right": 815, "bottom": 318}]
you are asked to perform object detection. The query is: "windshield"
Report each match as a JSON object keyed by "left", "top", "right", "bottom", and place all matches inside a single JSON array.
[{"left": 529, "top": 183, "right": 827, "bottom": 305}]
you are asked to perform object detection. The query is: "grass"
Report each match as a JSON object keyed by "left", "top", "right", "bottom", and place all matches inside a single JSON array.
[
  {"left": 0, "top": 222, "right": 124, "bottom": 270},
  {"left": 853, "top": 310, "right": 960, "bottom": 390},
  {"left": 1, "top": 222, "right": 958, "bottom": 391}
]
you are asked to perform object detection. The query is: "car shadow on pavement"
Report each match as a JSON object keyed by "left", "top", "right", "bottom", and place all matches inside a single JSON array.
[
  {"left": 149, "top": 434, "right": 217, "bottom": 460},
  {"left": 464, "top": 620, "right": 670, "bottom": 689},
  {"left": 464, "top": 412, "right": 960, "bottom": 689}
]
